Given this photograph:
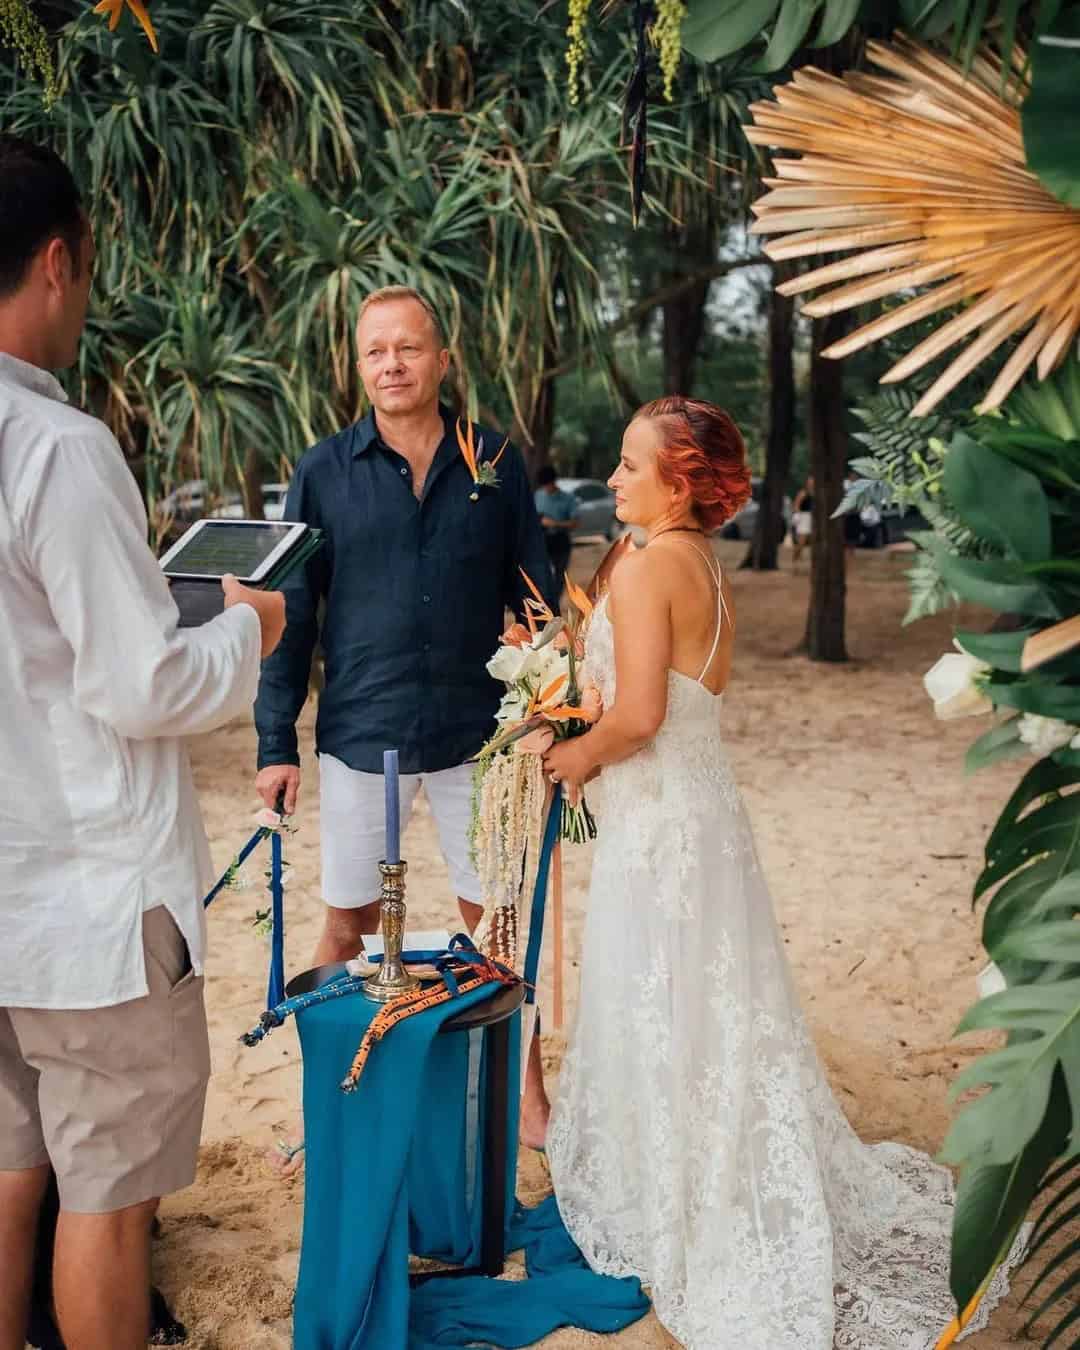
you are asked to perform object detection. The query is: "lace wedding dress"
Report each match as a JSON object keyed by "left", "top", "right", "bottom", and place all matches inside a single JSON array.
[{"left": 546, "top": 554, "right": 1020, "bottom": 1350}]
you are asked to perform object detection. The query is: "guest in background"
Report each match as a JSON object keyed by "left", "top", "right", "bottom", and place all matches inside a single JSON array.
[
  {"left": 791, "top": 473, "right": 815, "bottom": 567},
  {"left": 842, "top": 474, "right": 863, "bottom": 557},
  {"left": 534, "top": 463, "right": 578, "bottom": 597},
  {"left": 0, "top": 135, "right": 284, "bottom": 1350}
]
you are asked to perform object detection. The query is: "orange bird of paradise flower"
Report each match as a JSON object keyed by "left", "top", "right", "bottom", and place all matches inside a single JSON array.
[
  {"left": 92, "top": 0, "right": 159, "bottom": 52},
  {"left": 456, "top": 417, "right": 508, "bottom": 499}
]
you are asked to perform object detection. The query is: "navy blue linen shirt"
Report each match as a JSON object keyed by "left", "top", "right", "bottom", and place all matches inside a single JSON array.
[{"left": 254, "top": 408, "right": 556, "bottom": 775}]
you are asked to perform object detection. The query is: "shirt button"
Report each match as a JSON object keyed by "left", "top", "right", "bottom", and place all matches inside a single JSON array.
[
  {"left": 400, "top": 466, "right": 408, "bottom": 476},
  {"left": 422, "top": 594, "right": 431, "bottom": 603}
]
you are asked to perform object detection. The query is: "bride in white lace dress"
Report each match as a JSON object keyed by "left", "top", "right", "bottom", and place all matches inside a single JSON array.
[{"left": 540, "top": 396, "right": 1018, "bottom": 1350}]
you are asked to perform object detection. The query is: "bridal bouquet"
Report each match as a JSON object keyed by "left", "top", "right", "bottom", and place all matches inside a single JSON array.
[{"left": 470, "top": 569, "right": 601, "bottom": 950}]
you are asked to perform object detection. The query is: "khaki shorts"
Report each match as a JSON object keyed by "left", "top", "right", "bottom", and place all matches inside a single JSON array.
[{"left": 0, "top": 906, "right": 210, "bottom": 1213}]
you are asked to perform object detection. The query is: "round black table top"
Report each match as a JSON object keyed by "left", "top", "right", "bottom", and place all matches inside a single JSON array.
[{"left": 284, "top": 962, "right": 526, "bottom": 1032}]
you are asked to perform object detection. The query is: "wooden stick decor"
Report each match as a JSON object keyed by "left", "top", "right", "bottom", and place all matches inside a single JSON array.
[
  {"left": 1022, "top": 615, "right": 1080, "bottom": 673},
  {"left": 744, "top": 35, "right": 1080, "bottom": 416}
]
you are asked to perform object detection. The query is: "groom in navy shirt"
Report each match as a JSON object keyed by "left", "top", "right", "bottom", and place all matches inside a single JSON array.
[{"left": 253, "top": 285, "right": 555, "bottom": 1141}]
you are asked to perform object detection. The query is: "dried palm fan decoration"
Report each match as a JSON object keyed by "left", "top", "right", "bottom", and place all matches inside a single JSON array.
[{"left": 744, "top": 36, "right": 1080, "bottom": 416}]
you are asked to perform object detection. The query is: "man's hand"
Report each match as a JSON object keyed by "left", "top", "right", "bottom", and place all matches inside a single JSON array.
[
  {"left": 221, "top": 574, "right": 286, "bottom": 659},
  {"left": 256, "top": 764, "right": 301, "bottom": 814}
]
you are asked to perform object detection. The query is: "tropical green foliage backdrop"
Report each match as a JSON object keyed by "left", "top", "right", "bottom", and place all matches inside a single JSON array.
[{"left": 1, "top": 0, "right": 780, "bottom": 533}]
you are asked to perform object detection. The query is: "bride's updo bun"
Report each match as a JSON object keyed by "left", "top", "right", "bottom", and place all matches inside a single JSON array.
[{"left": 636, "top": 396, "right": 752, "bottom": 532}]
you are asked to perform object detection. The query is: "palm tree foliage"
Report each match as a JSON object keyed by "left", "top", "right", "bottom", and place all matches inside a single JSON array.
[{"left": 2, "top": 0, "right": 735, "bottom": 518}]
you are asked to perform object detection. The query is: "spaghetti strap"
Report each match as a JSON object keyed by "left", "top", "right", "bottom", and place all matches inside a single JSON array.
[
  {"left": 662, "top": 538, "right": 730, "bottom": 685},
  {"left": 697, "top": 561, "right": 728, "bottom": 685}
]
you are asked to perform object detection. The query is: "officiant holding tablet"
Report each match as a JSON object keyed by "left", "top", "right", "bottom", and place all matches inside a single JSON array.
[
  {"left": 0, "top": 135, "right": 285, "bottom": 1350},
  {"left": 253, "top": 285, "right": 558, "bottom": 1149}
]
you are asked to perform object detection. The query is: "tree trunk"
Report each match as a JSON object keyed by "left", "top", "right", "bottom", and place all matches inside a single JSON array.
[
  {"left": 802, "top": 312, "right": 852, "bottom": 661},
  {"left": 242, "top": 444, "right": 266, "bottom": 519},
  {"left": 661, "top": 276, "right": 710, "bottom": 395},
  {"left": 743, "top": 260, "right": 796, "bottom": 571},
  {"left": 660, "top": 222, "right": 714, "bottom": 396}
]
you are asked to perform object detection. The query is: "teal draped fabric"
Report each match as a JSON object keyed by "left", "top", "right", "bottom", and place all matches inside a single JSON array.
[
  {"left": 293, "top": 981, "right": 649, "bottom": 1349},
  {"left": 408, "top": 1197, "right": 651, "bottom": 1349}
]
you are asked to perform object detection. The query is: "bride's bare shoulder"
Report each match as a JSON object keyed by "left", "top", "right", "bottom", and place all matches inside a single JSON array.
[{"left": 606, "top": 543, "right": 677, "bottom": 617}]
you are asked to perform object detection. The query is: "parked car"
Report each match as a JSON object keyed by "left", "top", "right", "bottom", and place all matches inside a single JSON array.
[
  {"left": 157, "top": 478, "right": 214, "bottom": 523},
  {"left": 556, "top": 478, "right": 621, "bottom": 540},
  {"left": 261, "top": 483, "right": 289, "bottom": 520},
  {"left": 209, "top": 482, "right": 290, "bottom": 520},
  {"left": 721, "top": 477, "right": 792, "bottom": 541}
]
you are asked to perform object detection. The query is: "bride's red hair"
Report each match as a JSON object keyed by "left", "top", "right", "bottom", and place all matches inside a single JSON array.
[{"left": 635, "top": 396, "right": 751, "bottom": 532}]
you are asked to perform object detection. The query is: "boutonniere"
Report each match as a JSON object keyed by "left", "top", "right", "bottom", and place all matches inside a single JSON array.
[{"left": 456, "top": 417, "right": 508, "bottom": 501}]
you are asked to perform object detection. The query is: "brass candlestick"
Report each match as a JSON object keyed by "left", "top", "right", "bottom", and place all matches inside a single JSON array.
[{"left": 361, "top": 860, "right": 420, "bottom": 1002}]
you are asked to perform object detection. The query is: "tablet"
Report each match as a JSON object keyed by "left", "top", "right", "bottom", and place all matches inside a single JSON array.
[{"left": 159, "top": 519, "right": 307, "bottom": 584}]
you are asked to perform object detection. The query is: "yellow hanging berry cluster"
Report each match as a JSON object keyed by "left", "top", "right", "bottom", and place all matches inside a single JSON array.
[
  {"left": 0, "top": 0, "right": 56, "bottom": 103},
  {"left": 566, "top": 0, "right": 592, "bottom": 106},
  {"left": 652, "top": 0, "right": 686, "bottom": 102}
]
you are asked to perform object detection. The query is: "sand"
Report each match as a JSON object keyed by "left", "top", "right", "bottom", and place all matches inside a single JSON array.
[{"left": 156, "top": 538, "right": 1032, "bottom": 1348}]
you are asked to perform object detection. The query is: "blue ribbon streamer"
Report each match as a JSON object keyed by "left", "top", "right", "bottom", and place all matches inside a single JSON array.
[
  {"left": 201, "top": 820, "right": 287, "bottom": 1013},
  {"left": 523, "top": 784, "right": 562, "bottom": 1006},
  {"left": 267, "top": 826, "right": 285, "bottom": 1009},
  {"left": 202, "top": 827, "right": 267, "bottom": 909}
]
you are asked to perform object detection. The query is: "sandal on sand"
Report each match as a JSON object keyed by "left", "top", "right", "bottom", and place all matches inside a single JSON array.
[{"left": 267, "top": 1137, "right": 306, "bottom": 1178}]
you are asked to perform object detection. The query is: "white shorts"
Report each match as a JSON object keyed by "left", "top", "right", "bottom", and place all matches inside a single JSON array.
[{"left": 319, "top": 754, "right": 483, "bottom": 908}]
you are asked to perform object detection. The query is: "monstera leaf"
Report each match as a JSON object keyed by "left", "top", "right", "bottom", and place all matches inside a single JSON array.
[
  {"left": 943, "top": 1070, "right": 1072, "bottom": 1344},
  {"left": 1022, "top": 6, "right": 1080, "bottom": 209}
]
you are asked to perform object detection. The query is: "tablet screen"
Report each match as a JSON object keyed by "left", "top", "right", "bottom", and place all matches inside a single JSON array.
[{"left": 162, "top": 521, "right": 297, "bottom": 580}]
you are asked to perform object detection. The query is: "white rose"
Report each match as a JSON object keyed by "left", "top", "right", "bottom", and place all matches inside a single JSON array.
[
  {"left": 1018, "top": 713, "right": 1077, "bottom": 758},
  {"left": 487, "top": 644, "right": 532, "bottom": 684},
  {"left": 923, "top": 643, "right": 992, "bottom": 720}
]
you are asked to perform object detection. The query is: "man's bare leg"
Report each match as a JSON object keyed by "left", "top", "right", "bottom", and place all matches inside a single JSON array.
[
  {"left": 312, "top": 902, "right": 378, "bottom": 967},
  {"left": 0, "top": 1163, "right": 49, "bottom": 1350},
  {"left": 53, "top": 1197, "right": 158, "bottom": 1350},
  {"left": 520, "top": 1032, "right": 551, "bottom": 1151}
]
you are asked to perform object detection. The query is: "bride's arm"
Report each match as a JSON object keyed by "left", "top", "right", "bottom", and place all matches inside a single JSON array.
[{"left": 543, "top": 550, "right": 671, "bottom": 785}]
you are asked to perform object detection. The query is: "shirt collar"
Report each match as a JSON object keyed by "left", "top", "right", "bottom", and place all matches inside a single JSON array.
[
  {"left": 0, "top": 352, "right": 69, "bottom": 405},
  {"left": 351, "top": 404, "right": 454, "bottom": 457}
]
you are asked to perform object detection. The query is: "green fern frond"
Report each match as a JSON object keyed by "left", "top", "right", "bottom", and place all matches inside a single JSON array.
[
  {"left": 902, "top": 537, "right": 958, "bottom": 625},
  {"left": 850, "top": 386, "right": 955, "bottom": 500}
]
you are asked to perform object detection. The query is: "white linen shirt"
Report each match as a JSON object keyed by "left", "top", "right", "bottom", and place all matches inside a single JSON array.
[{"left": 0, "top": 353, "right": 262, "bottom": 1009}]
